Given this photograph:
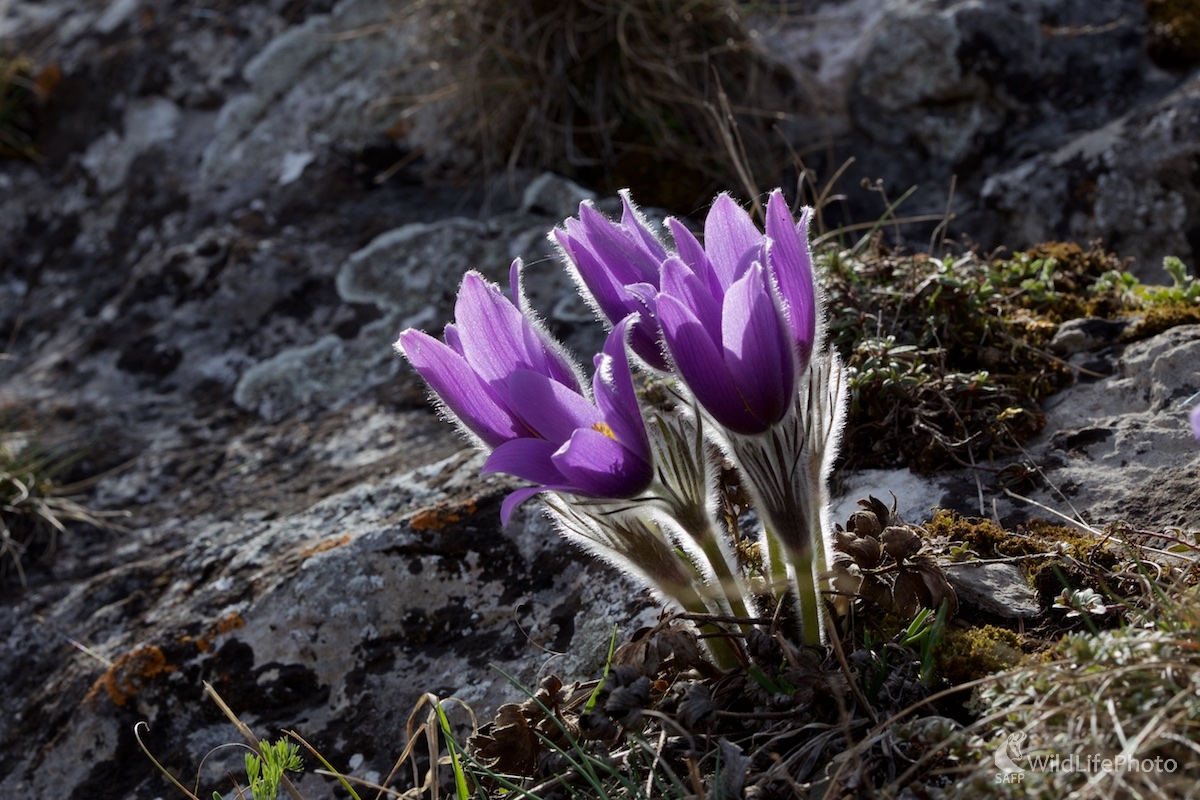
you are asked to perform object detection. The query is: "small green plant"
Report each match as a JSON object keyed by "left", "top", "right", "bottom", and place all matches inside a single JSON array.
[
  {"left": 1052, "top": 587, "right": 1110, "bottom": 619},
  {"left": 239, "top": 738, "right": 304, "bottom": 800},
  {"left": 1093, "top": 255, "right": 1200, "bottom": 306},
  {"left": 822, "top": 242, "right": 1200, "bottom": 472},
  {"left": 898, "top": 601, "right": 951, "bottom": 687}
]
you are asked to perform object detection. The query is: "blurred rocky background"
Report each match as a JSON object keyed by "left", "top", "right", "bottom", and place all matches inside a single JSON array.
[{"left": 1, "top": 0, "right": 1198, "bottom": 796}]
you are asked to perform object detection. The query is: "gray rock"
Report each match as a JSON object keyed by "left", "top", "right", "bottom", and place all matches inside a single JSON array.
[
  {"left": 754, "top": 0, "right": 1190, "bottom": 274},
  {"left": 982, "top": 77, "right": 1200, "bottom": 281},
  {"left": 0, "top": 444, "right": 659, "bottom": 798},
  {"left": 520, "top": 172, "right": 597, "bottom": 219},
  {"left": 81, "top": 97, "right": 182, "bottom": 195},
  {"left": 945, "top": 561, "right": 1042, "bottom": 619},
  {"left": 1006, "top": 324, "right": 1200, "bottom": 530},
  {"left": 1047, "top": 317, "right": 1130, "bottom": 355},
  {"left": 199, "top": 0, "right": 432, "bottom": 209}
]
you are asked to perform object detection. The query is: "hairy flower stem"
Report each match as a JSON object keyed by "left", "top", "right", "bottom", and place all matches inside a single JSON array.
[
  {"left": 663, "top": 570, "right": 743, "bottom": 669},
  {"left": 729, "top": 412, "right": 829, "bottom": 646},
  {"left": 647, "top": 411, "right": 756, "bottom": 636},
  {"left": 544, "top": 499, "right": 741, "bottom": 669},
  {"left": 671, "top": 504, "right": 755, "bottom": 626}
]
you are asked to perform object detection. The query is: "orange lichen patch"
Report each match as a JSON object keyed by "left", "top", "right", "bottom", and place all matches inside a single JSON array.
[
  {"left": 86, "top": 644, "right": 178, "bottom": 708},
  {"left": 410, "top": 499, "right": 479, "bottom": 532},
  {"left": 33, "top": 63, "right": 61, "bottom": 96},
  {"left": 211, "top": 612, "right": 244, "bottom": 635},
  {"left": 185, "top": 612, "right": 246, "bottom": 654},
  {"left": 299, "top": 532, "right": 352, "bottom": 559}
]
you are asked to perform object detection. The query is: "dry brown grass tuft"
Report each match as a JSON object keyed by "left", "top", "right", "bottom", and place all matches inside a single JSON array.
[
  {"left": 0, "top": 413, "right": 127, "bottom": 585},
  {"left": 413, "top": 0, "right": 800, "bottom": 210}
]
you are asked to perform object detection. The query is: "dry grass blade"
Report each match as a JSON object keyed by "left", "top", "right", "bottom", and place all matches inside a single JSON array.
[
  {"left": 0, "top": 424, "right": 130, "bottom": 584},
  {"left": 914, "top": 625, "right": 1200, "bottom": 798}
]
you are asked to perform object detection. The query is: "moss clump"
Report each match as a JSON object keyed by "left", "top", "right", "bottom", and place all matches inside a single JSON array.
[
  {"left": 935, "top": 624, "right": 1024, "bottom": 685},
  {"left": 822, "top": 241, "right": 1123, "bottom": 472},
  {"left": 1125, "top": 302, "right": 1200, "bottom": 339},
  {"left": 924, "top": 512, "right": 1133, "bottom": 607},
  {"left": 822, "top": 241, "right": 1199, "bottom": 474},
  {"left": 1020, "top": 519, "right": 1118, "bottom": 565},
  {"left": 924, "top": 510, "right": 1048, "bottom": 559}
]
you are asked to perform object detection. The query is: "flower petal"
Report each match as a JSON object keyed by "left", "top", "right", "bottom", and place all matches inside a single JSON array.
[
  {"left": 619, "top": 190, "right": 668, "bottom": 263},
  {"left": 507, "top": 368, "right": 602, "bottom": 443},
  {"left": 443, "top": 323, "right": 463, "bottom": 354},
  {"left": 555, "top": 225, "right": 636, "bottom": 325},
  {"left": 483, "top": 437, "right": 566, "bottom": 485},
  {"left": 578, "top": 202, "right": 662, "bottom": 286},
  {"left": 1192, "top": 402, "right": 1200, "bottom": 441},
  {"left": 552, "top": 427, "right": 652, "bottom": 498},
  {"left": 722, "top": 263, "right": 794, "bottom": 429},
  {"left": 667, "top": 217, "right": 724, "bottom": 300},
  {"left": 500, "top": 486, "right": 550, "bottom": 526},
  {"left": 766, "top": 190, "right": 816, "bottom": 362},
  {"left": 660, "top": 255, "right": 722, "bottom": 326},
  {"left": 657, "top": 293, "right": 763, "bottom": 434},
  {"left": 704, "top": 194, "right": 763, "bottom": 289},
  {"left": 454, "top": 271, "right": 580, "bottom": 393},
  {"left": 396, "top": 328, "right": 523, "bottom": 447},
  {"left": 592, "top": 317, "right": 651, "bottom": 458}
]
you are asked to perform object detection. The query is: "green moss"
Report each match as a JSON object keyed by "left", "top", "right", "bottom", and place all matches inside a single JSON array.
[
  {"left": 822, "top": 242, "right": 1123, "bottom": 472},
  {"left": 923, "top": 510, "right": 1046, "bottom": 559},
  {"left": 1021, "top": 519, "right": 1118, "bottom": 565},
  {"left": 823, "top": 241, "right": 1199, "bottom": 475},
  {"left": 924, "top": 512, "right": 1128, "bottom": 608},
  {"left": 934, "top": 625, "right": 1024, "bottom": 685},
  {"left": 1124, "top": 303, "right": 1200, "bottom": 339}
]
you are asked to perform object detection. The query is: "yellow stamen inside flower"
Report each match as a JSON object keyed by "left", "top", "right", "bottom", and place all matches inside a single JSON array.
[{"left": 592, "top": 421, "right": 616, "bottom": 439}]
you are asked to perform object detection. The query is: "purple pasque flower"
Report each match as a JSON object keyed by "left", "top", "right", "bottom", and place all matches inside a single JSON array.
[
  {"left": 1192, "top": 402, "right": 1200, "bottom": 441},
  {"left": 656, "top": 190, "right": 818, "bottom": 435},
  {"left": 395, "top": 267, "right": 582, "bottom": 449},
  {"left": 396, "top": 268, "right": 652, "bottom": 524},
  {"left": 482, "top": 315, "right": 653, "bottom": 524},
  {"left": 553, "top": 191, "right": 671, "bottom": 371}
]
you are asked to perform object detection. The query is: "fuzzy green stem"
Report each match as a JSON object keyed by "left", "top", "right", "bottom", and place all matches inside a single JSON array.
[
  {"left": 729, "top": 417, "right": 831, "bottom": 647},
  {"left": 667, "top": 499, "right": 756, "bottom": 629},
  {"left": 697, "top": 531, "right": 754, "bottom": 622},
  {"left": 761, "top": 523, "right": 824, "bottom": 646},
  {"left": 791, "top": 546, "right": 824, "bottom": 647},
  {"left": 663, "top": 573, "right": 741, "bottom": 669}
]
